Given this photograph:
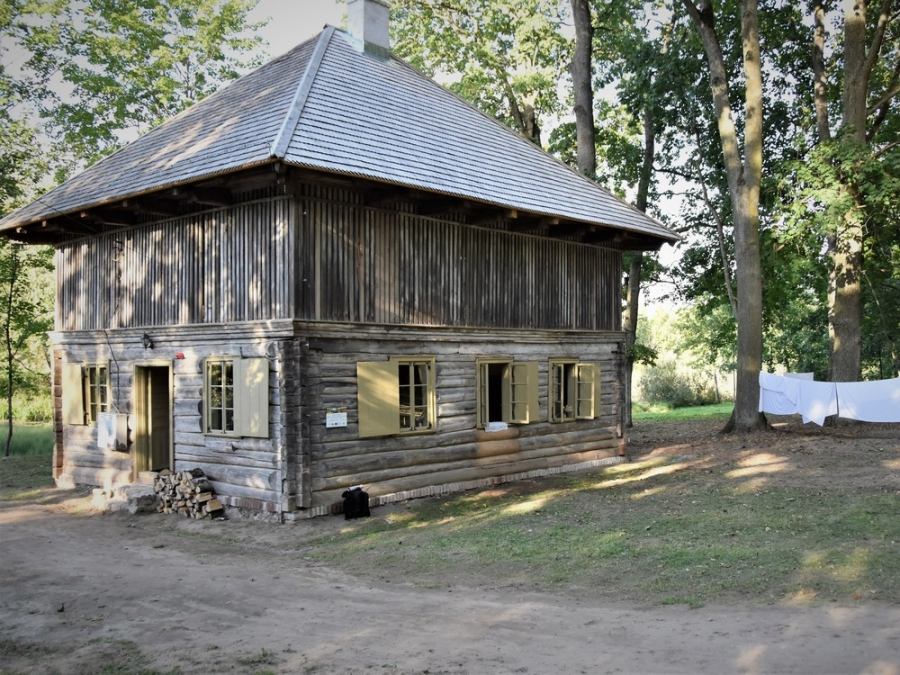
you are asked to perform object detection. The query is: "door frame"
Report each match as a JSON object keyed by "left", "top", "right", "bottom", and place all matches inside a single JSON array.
[{"left": 132, "top": 360, "right": 174, "bottom": 480}]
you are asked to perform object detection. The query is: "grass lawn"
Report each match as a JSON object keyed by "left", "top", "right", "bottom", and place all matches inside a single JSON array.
[
  {"left": 632, "top": 401, "right": 734, "bottom": 423},
  {"left": 0, "top": 422, "right": 54, "bottom": 456},
  {"left": 292, "top": 454, "right": 900, "bottom": 607}
]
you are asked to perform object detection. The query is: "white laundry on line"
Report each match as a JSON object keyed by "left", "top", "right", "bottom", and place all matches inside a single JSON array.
[
  {"left": 759, "top": 372, "right": 838, "bottom": 426},
  {"left": 795, "top": 380, "right": 838, "bottom": 426},
  {"left": 835, "top": 378, "right": 900, "bottom": 422},
  {"left": 758, "top": 371, "right": 801, "bottom": 416}
]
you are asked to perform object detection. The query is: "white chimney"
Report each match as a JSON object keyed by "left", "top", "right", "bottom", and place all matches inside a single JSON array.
[{"left": 347, "top": 0, "right": 390, "bottom": 55}]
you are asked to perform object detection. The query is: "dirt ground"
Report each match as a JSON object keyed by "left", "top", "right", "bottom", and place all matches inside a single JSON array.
[{"left": 3, "top": 418, "right": 900, "bottom": 675}]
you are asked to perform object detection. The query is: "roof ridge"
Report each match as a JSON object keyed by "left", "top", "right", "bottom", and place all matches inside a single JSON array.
[{"left": 269, "top": 26, "right": 335, "bottom": 159}]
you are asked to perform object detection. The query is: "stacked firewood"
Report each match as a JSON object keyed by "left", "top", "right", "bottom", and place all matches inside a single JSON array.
[{"left": 154, "top": 468, "right": 224, "bottom": 519}]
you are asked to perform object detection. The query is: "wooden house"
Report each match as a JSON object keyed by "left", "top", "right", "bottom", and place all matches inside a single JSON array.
[{"left": 0, "top": 0, "right": 677, "bottom": 518}]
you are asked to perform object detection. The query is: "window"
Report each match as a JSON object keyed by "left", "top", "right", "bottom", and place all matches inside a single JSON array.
[
  {"left": 398, "top": 360, "right": 431, "bottom": 432},
  {"left": 205, "top": 359, "right": 235, "bottom": 434},
  {"left": 61, "top": 362, "right": 109, "bottom": 425},
  {"left": 85, "top": 364, "right": 109, "bottom": 424},
  {"left": 476, "top": 359, "right": 539, "bottom": 428},
  {"left": 203, "top": 357, "right": 269, "bottom": 438},
  {"left": 549, "top": 360, "right": 600, "bottom": 422},
  {"left": 357, "top": 357, "right": 436, "bottom": 438}
]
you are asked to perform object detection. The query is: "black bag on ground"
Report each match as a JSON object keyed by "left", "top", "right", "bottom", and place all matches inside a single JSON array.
[{"left": 342, "top": 486, "right": 370, "bottom": 520}]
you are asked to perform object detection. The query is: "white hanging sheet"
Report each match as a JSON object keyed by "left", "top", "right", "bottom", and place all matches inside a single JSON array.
[
  {"left": 758, "top": 371, "right": 801, "bottom": 416},
  {"left": 834, "top": 378, "right": 900, "bottom": 422},
  {"left": 796, "top": 380, "right": 838, "bottom": 426},
  {"left": 758, "top": 372, "right": 837, "bottom": 425}
]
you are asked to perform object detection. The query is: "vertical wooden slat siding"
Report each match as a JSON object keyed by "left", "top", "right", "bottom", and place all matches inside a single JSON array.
[
  {"left": 57, "top": 197, "right": 295, "bottom": 330},
  {"left": 56, "top": 187, "right": 620, "bottom": 332}
]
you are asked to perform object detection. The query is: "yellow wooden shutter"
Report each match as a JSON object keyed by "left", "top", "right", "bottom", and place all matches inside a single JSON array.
[
  {"left": 575, "top": 363, "right": 595, "bottom": 419},
  {"left": 508, "top": 362, "right": 538, "bottom": 423},
  {"left": 357, "top": 360, "right": 400, "bottom": 438},
  {"left": 61, "top": 363, "right": 85, "bottom": 425},
  {"left": 236, "top": 358, "right": 269, "bottom": 438},
  {"left": 592, "top": 362, "right": 602, "bottom": 419},
  {"left": 476, "top": 362, "right": 489, "bottom": 428}
]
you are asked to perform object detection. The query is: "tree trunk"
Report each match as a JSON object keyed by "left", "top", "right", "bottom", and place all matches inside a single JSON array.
[
  {"left": 812, "top": 0, "right": 832, "bottom": 143},
  {"left": 4, "top": 246, "right": 19, "bottom": 458},
  {"left": 570, "top": 0, "right": 596, "bottom": 176},
  {"left": 623, "top": 252, "right": 643, "bottom": 428},
  {"left": 623, "top": 106, "right": 655, "bottom": 428},
  {"left": 682, "top": 0, "right": 765, "bottom": 432},
  {"left": 827, "top": 0, "right": 877, "bottom": 384}
]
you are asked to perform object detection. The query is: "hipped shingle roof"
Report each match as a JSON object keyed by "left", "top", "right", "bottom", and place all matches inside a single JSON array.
[{"left": 1, "top": 27, "right": 678, "bottom": 245}]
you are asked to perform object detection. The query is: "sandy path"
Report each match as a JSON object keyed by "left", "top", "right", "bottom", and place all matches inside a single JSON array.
[{"left": 2, "top": 493, "right": 900, "bottom": 674}]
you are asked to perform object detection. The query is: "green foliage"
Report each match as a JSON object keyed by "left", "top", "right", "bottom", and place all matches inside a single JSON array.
[
  {"left": 626, "top": 341, "right": 658, "bottom": 367},
  {"left": 675, "top": 302, "right": 736, "bottom": 371},
  {"left": 638, "top": 359, "right": 718, "bottom": 408},
  {"left": 6, "top": 0, "right": 266, "bottom": 171},
  {"left": 390, "top": 0, "right": 569, "bottom": 144}
]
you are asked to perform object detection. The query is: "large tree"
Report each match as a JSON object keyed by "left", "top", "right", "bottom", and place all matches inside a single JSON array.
[
  {"left": 810, "top": 0, "right": 898, "bottom": 384},
  {"left": 679, "top": 0, "right": 765, "bottom": 431},
  {"left": 390, "top": 0, "right": 569, "bottom": 145}
]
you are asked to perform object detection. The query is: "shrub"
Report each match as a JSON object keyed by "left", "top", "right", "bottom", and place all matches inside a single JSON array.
[
  {"left": 0, "top": 394, "right": 53, "bottom": 423},
  {"left": 638, "top": 360, "right": 718, "bottom": 408}
]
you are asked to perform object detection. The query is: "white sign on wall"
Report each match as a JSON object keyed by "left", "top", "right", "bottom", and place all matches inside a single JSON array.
[
  {"left": 97, "top": 412, "right": 116, "bottom": 450},
  {"left": 326, "top": 407, "right": 348, "bottom": 428}
]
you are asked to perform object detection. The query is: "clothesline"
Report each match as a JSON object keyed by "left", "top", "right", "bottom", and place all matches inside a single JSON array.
[{"left": 759, "top": 372, "right": 900, "bottom": 425}]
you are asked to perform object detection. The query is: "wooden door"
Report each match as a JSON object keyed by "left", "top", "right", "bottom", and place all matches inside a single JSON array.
[{"left": 134, "top": 365, "right": 172, "bottom": 476}]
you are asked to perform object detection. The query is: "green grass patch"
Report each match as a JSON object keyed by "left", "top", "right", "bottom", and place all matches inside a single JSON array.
[
  {"left": 632, "top": 402, "right": 733, "bottom": 423},
  {"left": 295, "top": 457, "right": 900, "bottom": 607},
  {"left": 0, "top": 422, "right": 54, "bottom": 456}
]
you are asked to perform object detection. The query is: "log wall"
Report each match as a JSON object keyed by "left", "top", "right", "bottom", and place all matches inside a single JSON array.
[
  {"left": 54, "top": 324, "right": 295, "bottom": 513},
  {"left": 297, "top": 324, "right": 626, "bottom": 515},
  {"left": 52, "top": 322, "right": 626, "bottom": 517}
]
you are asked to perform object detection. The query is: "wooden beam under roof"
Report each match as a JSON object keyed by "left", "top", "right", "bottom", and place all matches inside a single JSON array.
[
  {"left": 417, "top": 197, "right": 465, "bottom": 217},
  {"left": 470, "top": 207, "right": 516, "bottom": 226},
  {"left": 546, "top": 223, "right": 594, "bottom": 240},
  {"left": 169, "top": 186, "right": 233, "bottom": 206},
  {"left": 582, "top": 228, "right": 624, "bottom": 245},
  {"left": 362, "top": 185, "right": 411, "bottom": 207},
  {"left": 82, "top": 209, "right": 137, "bottom": 227},
  {"left": 120, "top": 197, "right": 181, "bottom": 217}
]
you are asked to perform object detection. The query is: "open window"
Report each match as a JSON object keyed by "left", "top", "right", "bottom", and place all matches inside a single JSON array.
[
  {"left": 549, "top": 360, "right": 601, "bottom": 422},
  {"left": 357, "top": 357, "right": 436, "bottom": 438},
  {"left": 61, "top": 362, "right": 109, "bottom": 426},
  {"left": 476, "top": 359, "right": 539, "bottom": 428},
  {"left": 203, "top": 357, "right": 269, "bottom": 438}
]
